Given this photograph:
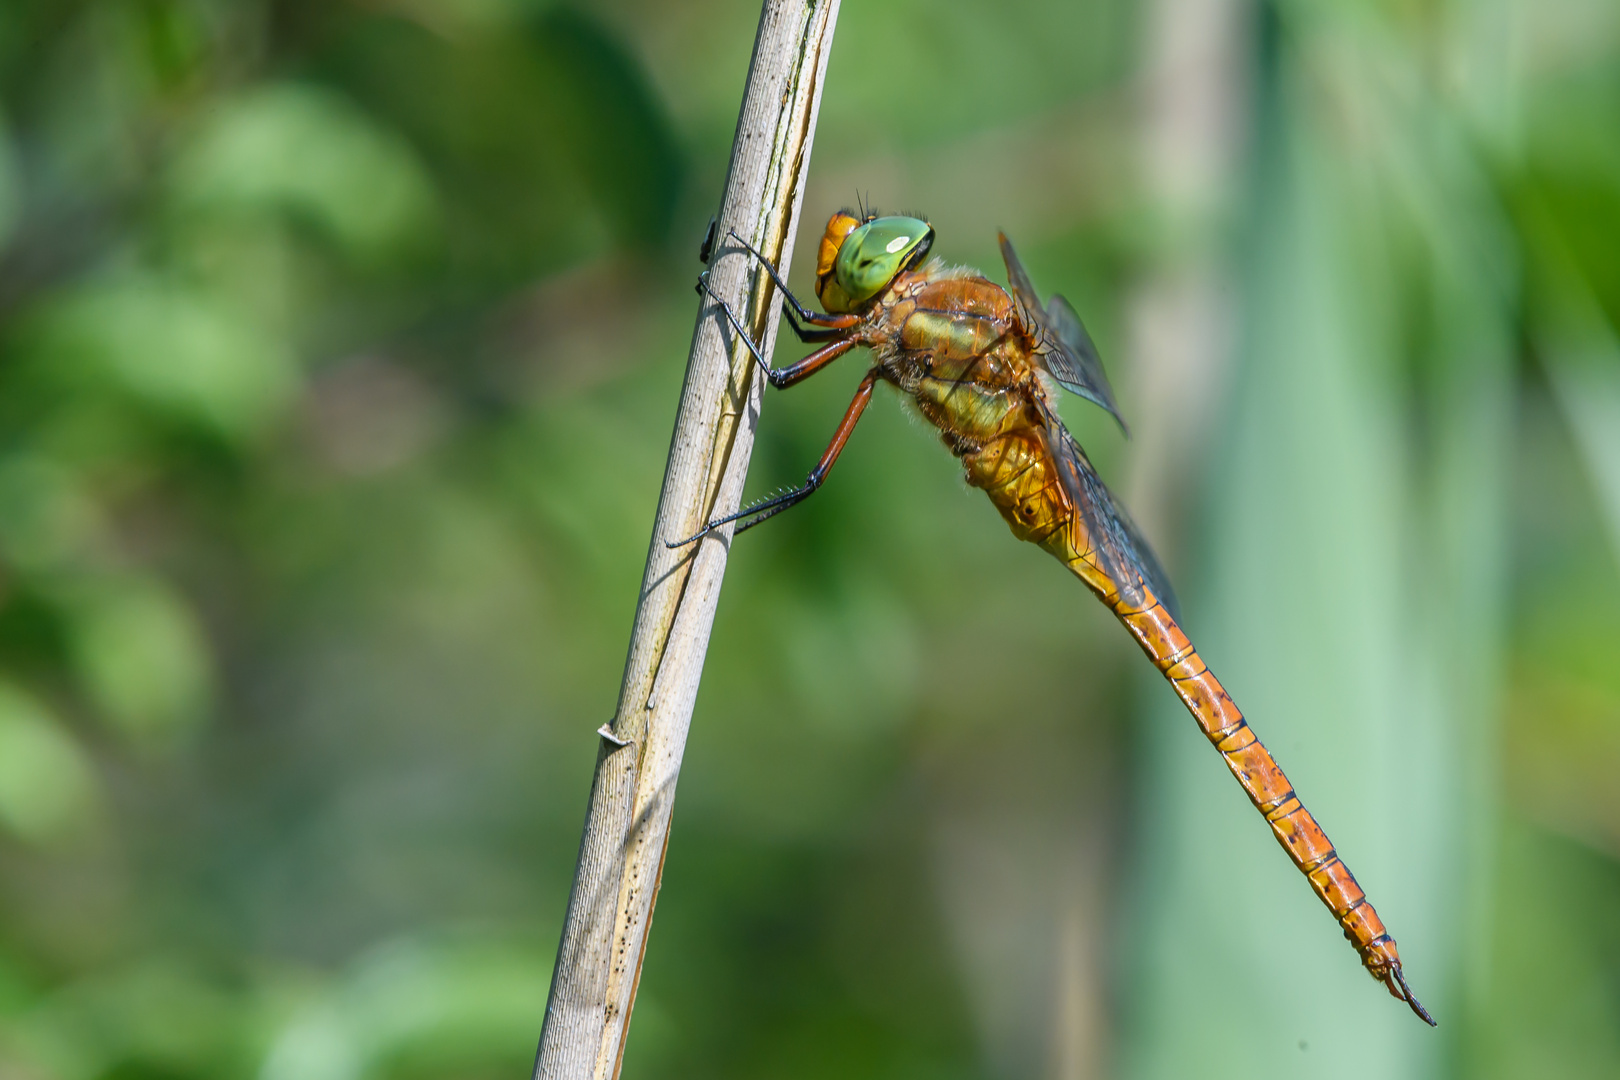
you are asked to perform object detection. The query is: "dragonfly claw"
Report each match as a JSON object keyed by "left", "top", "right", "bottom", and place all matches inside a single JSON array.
[
  {"left": 699, "top": 216, "right": 718, "bottom": 264},
  {"left": 665, "top": 522, "right": 715, "bottom": 549}
]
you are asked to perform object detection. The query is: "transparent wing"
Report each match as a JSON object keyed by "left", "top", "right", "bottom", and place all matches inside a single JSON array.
[
  {"left": 999, "top": 233, "right": 1128, "bottom": 434},
  {"left": 1043, "top": 294, "right": 1123, "bottom": 428},
  {"left": 1043, "top": 405, "right": 1178, "bottom": 617}
]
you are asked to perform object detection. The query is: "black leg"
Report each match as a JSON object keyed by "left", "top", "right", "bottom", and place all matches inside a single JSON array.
[
  {"left": 721, "top": 229, "right": 860, "bottom": 340},
  {"left": 698, "top": 216, "right": 718, "bottom": 264},
  {"left": 667, "top": 371, "right": 878, "bottom": 547},
  {"left": 698, "top": 273, "right": 857, "bottom": 390}
]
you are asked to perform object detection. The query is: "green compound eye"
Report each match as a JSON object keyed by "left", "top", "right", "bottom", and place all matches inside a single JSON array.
[{"left": 833, "top": 216, "right": 933, "bottom": 305}]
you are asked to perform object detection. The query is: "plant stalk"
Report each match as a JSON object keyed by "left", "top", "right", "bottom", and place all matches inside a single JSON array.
[{"left": 532, "top": 3, "right": 840, "bottom": 1077}]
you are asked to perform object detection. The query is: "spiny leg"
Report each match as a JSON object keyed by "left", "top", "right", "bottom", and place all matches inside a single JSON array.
[
  {"left": 720, "top": 229, "right": 860, "bottom": 341},
  {"left": 698, "top": 273, "right": 858, "bottom": 389},
  {"left": 667, "top": 370, "right": 877, "bottom": 547}
]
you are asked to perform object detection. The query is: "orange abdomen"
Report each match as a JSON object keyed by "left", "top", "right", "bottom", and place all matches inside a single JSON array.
[
  {"left": 964, "top": 426, "right": 1418, "bottom": 1005},
  {"left": 1107, "top": 590, "right": 1406, "bottom": 986}
]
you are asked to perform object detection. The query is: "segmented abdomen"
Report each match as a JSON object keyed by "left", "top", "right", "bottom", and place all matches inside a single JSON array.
[
  {"left": 1100, "top": 587, "right": 1405, "bottom": 984},
  {"left": 960, "top": 423, "right": 1410, "bottom": 992},
  {"left": 959, "top": 428, "right": 1069, "bottom": 547}
]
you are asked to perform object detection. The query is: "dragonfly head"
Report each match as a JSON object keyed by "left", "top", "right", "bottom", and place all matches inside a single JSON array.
[{"left": 815, "top": 211, "right": 933, "bottom": 313}]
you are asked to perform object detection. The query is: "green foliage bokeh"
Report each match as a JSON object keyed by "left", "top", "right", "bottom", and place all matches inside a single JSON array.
[{"left": 0, "top": 1, "right": 1616, "bottom": 1078}]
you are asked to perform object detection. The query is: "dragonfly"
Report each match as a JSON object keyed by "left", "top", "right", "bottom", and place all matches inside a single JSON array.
[{"left": 678, "top": 208, "right": 1435, "bottom": 1025}]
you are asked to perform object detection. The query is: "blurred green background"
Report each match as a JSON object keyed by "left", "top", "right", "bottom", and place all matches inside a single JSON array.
[{"left": 0, "top": 0, "right": 1617, "bottom": 1077}]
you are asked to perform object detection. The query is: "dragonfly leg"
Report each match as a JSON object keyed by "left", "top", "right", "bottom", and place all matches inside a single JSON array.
[
  {"left": 698, "top": 272, "right": 857, "bottom": 389},
  {"left": 722, "top": 229, "right": 861, "bottom": 341},
  {"left": 667, "top": 370, "right": 877, "bottom": 547},
  {"left": 698, "top": 215, "right": 718, "bottom": 264}
]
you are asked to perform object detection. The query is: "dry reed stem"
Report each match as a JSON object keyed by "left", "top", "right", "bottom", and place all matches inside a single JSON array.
[{"left": 533, "top": 3, "right": 840, "bottom": 1078}]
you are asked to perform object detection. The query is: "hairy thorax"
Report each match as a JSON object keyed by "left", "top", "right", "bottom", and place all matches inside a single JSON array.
[
  {"left": 864, "top": 271, "right": 1043, "bottom": 437},
  {"left": 858, "top": 267, "right": 1075, "bottom": 549}
]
